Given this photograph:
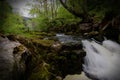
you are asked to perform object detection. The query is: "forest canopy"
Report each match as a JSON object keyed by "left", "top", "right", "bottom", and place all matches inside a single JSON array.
[
  {"left": 0, "top": 0, "right": 120, "bottom": 39},
  {"left": 60, "top": 0, "right": 120, "bottom": 22}
]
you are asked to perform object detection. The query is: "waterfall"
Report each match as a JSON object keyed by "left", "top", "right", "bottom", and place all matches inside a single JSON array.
[{"left": 82, "top": 40, "right": 120, "bottom": 80}]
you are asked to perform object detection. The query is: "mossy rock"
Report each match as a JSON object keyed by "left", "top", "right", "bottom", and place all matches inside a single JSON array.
[
  {"left": 33, "top": 32, "right": 55, "bottom": 37},
  {"left": 14, "top": 33, "right": 85, "bottom": 80},
  {"left": 7, "top": 34, "right": 17, "bottom": 41},
  {"left": 31, "top": 39, "right": 55, "bottom": 48},
  {"left": 28, "top": 62, "right": 51, "bottom": 80},
  {"left": 13, "top": 45, "right": 26, "bottom": 54}
]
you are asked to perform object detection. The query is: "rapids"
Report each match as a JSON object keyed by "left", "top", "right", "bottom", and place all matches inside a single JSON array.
[{"left": 82, "top": 40, "right": 120, "bottom": 80}]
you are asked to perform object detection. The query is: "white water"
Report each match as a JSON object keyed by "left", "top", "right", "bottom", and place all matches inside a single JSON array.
[
  {"left": 55, "top": 33, "right": 82, "bottom": 44},
  {"left": 82, "top": 40, "right": 120, "bottom": 80}
]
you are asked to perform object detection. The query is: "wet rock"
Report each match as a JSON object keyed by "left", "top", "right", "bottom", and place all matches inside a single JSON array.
[
  {"left": 12, "top": 33, "right": 86, "bottom": 80},
  {"left": 0, "top": 36, "right": 31, "bottom": 80},
  {"left": 0, "top": 33, "right": 6, "bottom": 38},
  {"left": 79, "top": 23, "right": 92, "bottom": 33},
  {"left": 0, "top": 36, "right": 20, "bottom": 80},
  {"left": 56, "top": 76, "right": 62, "bottom": 80},
  {"left": 47, "top": 48, "right": 85, "bottom": 78},
  {"left": 61, "top": 43, "right": 82, "bottom": 50},
  {"left": 47, "top": 34, "right": 86, "bottom": 78},
  {"left": 84, "top": 31, "right": 99, "bottom": 37},
  {"left": 28, "top": 61, "right": 51, "bottom": 80},
  {"left": 112, "top": 15, "right": 120, "bottom": 31},
  {"left": 7, "top": 34, "right": 17, "bottom": 41},
  {"left": 13, "top": 45, "right": 31, "bottom": 80},
  {"left": 63, "top": 72, "right": 92, "bottom": 80},
  {"left": 104, "top": 24, "right": 119, "bottom": 41},
  {"left": 51, "top": 41, "right": 62, "bottom": 52}
]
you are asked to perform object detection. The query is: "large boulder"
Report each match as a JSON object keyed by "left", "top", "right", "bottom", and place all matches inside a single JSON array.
[
  {"left": 0, "top": 36, "right": 31, "bottom": 80},
  {"left": 63, "top": 72, "right": 91, "bottom": 80}
]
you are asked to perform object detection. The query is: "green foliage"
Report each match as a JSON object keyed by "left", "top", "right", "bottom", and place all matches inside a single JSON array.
[
  {"left": 29, "top": 5, "right": 41, "bottom": 17},
  {"left": 89, "top": 10, "right": 105, "bottom": 22},
  {"left": 57, "top": 6, "right": 75, "bottom": 19},
  {"left": 87, "top": 0, "right": 120, "bottom": 14},
  {"left": 67, "top": 0, "right": 87, "bottom": 14},
  {"left": 60, "top": 0, "right": 120, "bottom": 22},
  {"left": 28, "top": 0, "right": 82, "bottom": 32},
  {"left": 2, "top": 13, "right": 25, "bottom": 34},
  {"left": 0, "top": 0, "right": 12, "bottom": 27},
  {"left": 55, "top": 6, "right": 81, "bottom": 25},
  {"left": 28, "top": 62, "right": 51, "bottom": 80},
  {"left": 31, "top": 14, "right": 49, "bottom": 31}
]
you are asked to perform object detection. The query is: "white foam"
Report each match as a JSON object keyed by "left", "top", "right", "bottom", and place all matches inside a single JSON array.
[{"left": 82, "top": 40, "right": 120, "bottom": 80}]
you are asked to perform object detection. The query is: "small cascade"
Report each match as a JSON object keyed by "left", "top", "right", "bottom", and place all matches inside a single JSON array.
[
  {"left": 55, "top": 33, "right": 82, "bottom": 44},
  {"left": 82, "top": 40, "right": 120, "bottom": 80}
]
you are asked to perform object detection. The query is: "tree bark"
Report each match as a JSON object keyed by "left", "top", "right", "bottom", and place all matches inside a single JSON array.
[{"left": 59, "top": 0, "right": 91, "bottom": 22}]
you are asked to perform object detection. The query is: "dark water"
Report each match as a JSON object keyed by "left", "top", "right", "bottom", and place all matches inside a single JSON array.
[{"left": 55, "top": 33, "right": 82, "bottom": 44}]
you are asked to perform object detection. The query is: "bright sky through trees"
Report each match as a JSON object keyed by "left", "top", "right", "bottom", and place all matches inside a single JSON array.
[{"left": 7, "top": 0, "right": 33, "bottom": 17}]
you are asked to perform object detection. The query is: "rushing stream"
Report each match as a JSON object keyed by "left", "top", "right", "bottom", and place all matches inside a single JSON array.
[
  {"left": 55, "top": 34, "right": 120, "bottom": 80},
  {"left": 1, "top": 34, "right": 120, "bottom": 80},
  {"left": 55, "top": 33, "right": 82, "bottom": 44},
  {"left": 82, "top": 40, "right": 120, "bottom": 80}
]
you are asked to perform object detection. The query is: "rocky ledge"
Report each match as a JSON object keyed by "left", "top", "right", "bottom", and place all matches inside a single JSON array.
[
  {"left": 0, "top": 34, "right": 90, "bottom": 80},
  {"left": 0, "top": 35, "right": 31, "bottom": 80}
]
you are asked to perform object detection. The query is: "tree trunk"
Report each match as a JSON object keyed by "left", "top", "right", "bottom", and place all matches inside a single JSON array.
[{"left": 59, "top": 0, "right": 91, "bottom": 22}]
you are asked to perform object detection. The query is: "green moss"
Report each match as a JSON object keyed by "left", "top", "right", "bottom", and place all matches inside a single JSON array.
[
  {"left": 31, "top": 39, "right": 55, "bottom": 47},
  {"left": 13, "top": 45, "right": 26, "bottom": 54},
  {"left": 28, "top": 61, "right": 51, "bottom": 80}
]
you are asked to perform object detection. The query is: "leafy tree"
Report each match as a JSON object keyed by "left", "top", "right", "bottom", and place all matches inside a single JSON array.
[
  {"left": 59, "top": 0, "right": 120, "bottom": 22},
  {"left": 56, "top": 6, "right": 81, "bottom": 25},
  {"left": 29, "top": 0, "right": 61, "bottom": 31},
  {"left": 57, "top": 6, "right": 74, "bottom": 19},
  {"left": 59, "top": 0, "right": 90, "bottom": 22},
  {"left": 30, "top": 0, "right": 60, "bottom": 19},
  {"left": 30, "top": 14, "right": 49, "bottom": 31},
  {"left": 0, "top": 0, "right": 12, "bottom": 31},
  {"left": 2, "top": 13, "right": 25, "bottom": 34}
]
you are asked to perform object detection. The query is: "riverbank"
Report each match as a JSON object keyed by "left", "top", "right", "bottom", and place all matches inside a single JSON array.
[
  {"left": 0, "top": 32, "right": 89, "bottom": 80},
  {"left": 0, "top": 25, "right": 119, "bottom": 80}
]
